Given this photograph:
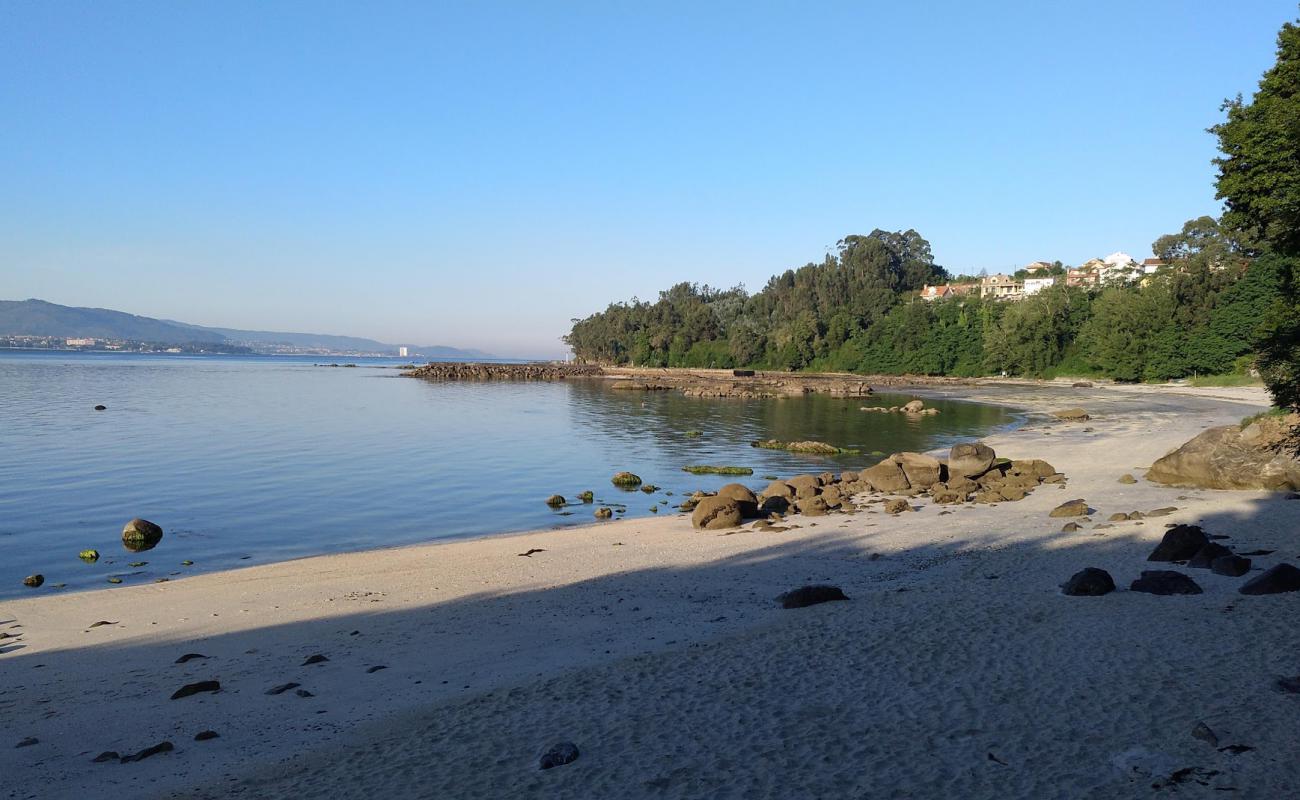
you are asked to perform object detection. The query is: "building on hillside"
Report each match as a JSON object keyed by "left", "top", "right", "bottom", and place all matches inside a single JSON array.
[
  {"left": 919, "top": 284, "right": 954, "bottom": 302},
  {"left": 66, "top": 338, "right": 96, "bottom": 346},
  {"left": 1023, "top": 261, "right": 1054, "bottom": 274},
  {"left": 1141, "top": 258, "right": 1168, "bottom": 274},
  {"left": 980, "top": 274, "right": 1023, "bottom": 300},
  {"left": 949, "top": 282, "right": 980, "bottom": 297},
  {"left": 1023, "top": 276, "right": 1058, "bottom": 296},
  {"left": 1066, "top": 266, "right": 1100, "bottom": 288}
]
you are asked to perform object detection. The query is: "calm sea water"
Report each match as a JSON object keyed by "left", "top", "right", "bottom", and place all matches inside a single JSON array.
[{"left": 0, "top": 351, "right": 1016, "bottom": 597}]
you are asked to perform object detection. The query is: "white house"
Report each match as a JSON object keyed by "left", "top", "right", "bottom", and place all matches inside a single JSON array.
[{"left": 1023, "top": 276, "right": 1058, "bottom": 296}]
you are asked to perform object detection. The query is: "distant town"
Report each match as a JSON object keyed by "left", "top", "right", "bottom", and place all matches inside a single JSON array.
[{"left": 918, "top": 252, "right": 1189, "bottom": 303}]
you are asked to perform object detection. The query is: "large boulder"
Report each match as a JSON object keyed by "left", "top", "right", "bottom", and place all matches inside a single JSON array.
[
  {"left": 1049, "top": 499, "right": 1090, "bottom": 518},
  {"left": 1239, "top": 563, "right": 1300, "bottom": 595},
  {"left": 862, "top": 460, "right": 910, "bottom": 493},
  {"left": 892, "top": 452, "right": 941, "bottom": 490},
  {"left": 716, "top": 483, "right": 759, "bottom": 516},
  {"left": 948, "top": 443, "right": 996, "bottom": 479},
  {"left": 786, "top": 474, "right": 822, "bottom": 495},
  {"left": 778, "top": 585, "right": 848, "bottom": 609},
  {"left": 761, "top": 480, "right": 795, "bottom": 501},
  {"left": 1061, "top": 567, "right": 1115, "bottom": 596},
  {"left": 1212, "top": 555, "right": 1252, "bottom": 577},
  {"left": 122, "top": 518, "right": 164, "bottom": 552},
  {"left": 902, "top": 399, "right": 925, "bottom": 413},
  {"left": 691, "top": 496, "right": 742, "bottom": 530},
  {"left": 1010, "top": 459, "right": 1057, "bottom": 479},
  {"left": 1187, "top": 542, "right": 1233, "bottom": 569},
  {"left": 1147, "top": 524, "right": 1209, "bottom": 562},
  {"left": 1131, "top": 570, "right": 1203, "bottom": 595},
  {"left": 795, "top": 496, "right": 830, "bottom": 516},
  {"left": 1146, "top": 414, "right": 1300, "bottom": 491}
]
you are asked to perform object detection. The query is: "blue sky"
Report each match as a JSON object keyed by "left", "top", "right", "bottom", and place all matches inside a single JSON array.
[{"left": 1, "top": 1, "right": 1294, "bottom": 357}]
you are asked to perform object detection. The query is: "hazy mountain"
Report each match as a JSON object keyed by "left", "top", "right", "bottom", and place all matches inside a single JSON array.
[
  {"left": 0, "top": 299, "right": 492, "bottom": 358},
  {"left": 0, "top": 299, "right": 223, "bottom": 343}
]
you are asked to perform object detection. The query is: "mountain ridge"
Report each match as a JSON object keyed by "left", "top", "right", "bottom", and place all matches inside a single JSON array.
[{"left": 0, "top": 299, "right": 491, "bottom": 358}]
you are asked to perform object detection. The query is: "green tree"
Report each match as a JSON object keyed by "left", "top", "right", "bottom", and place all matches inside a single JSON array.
[{"left": 1212, "top": 17, "right": 1300, "bottom": 406}]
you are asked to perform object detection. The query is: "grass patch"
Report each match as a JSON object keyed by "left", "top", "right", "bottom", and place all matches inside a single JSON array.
[
  {"left": 1189, "top": 374, "right": 1264, "bottom": 388},
  {"left": 681, "top": 465, "right": 754, "bottom": 475},
  {"left": 1240, "top": 407, "right": 1288, "bottom": 428}
]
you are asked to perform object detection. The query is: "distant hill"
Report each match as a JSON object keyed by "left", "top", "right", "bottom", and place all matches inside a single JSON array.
[
  {"left": 0, "top": 299, "right": 222, "bottom": 343},
  {"left": 0, "top": 299, "right": 492, "bottom": 358}
]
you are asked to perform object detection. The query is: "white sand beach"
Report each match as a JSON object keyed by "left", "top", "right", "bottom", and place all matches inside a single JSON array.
[{"left": 3, "top": 381, "right": 1299, "bottom": 799}]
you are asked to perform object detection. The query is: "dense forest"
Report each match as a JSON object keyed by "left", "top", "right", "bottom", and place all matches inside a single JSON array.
[
  {"left": 565, "top": 219, "right": 1288, "bottom": 382},
  {"left": 568, "top": 15, "right": 1300, "bottom": 405}
]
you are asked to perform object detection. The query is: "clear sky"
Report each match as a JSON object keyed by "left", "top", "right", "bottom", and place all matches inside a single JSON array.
[{"left": 2, "top": 1, "right": 1294, "bottom": 357}]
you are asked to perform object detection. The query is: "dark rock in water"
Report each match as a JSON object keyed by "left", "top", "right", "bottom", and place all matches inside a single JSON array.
[
  {"left": 266, "top": 682, "right": 300, "bottom": 695},
  {"left": 94, "top": 404, "right": 107, "bottom": 411},
  {"left": 778, "top": 585, "right": 849, "bottom": 609},
  {"left": 175, "top": 653, "right": 209, "bottom": 664},
  {"left": 539, "top": 741, "right": 580, "bottom": 770},
  {"left": 121, "top": 518, "right": 163, "bottom": 552},
  {"left": 1187, "top": 542, "right": 1232, "bottom": 569},
  {"left": 1061, "top": 568, "right": 1115, "bottom": 596},
  {"left": 15, "top": 737, "right": 38, "bottom": 748},
  {"left": 92, "top": 751, "right": 120, "bottom": 763},
  {"left": 194, "top": 730, "right": 219, "bottom": 741},
  {"left": 22, "top": 574, "right": 43, "bottom": 588},
  {"left": 1147, "top": 525, "right": 1209, "bottom": 562},
  {"left": 1130, "top": 570, "right": 1203, "bottom": 595},
  {"left": 366, "top": 665, "right": 387, "bottom": 673},
  {"left": 576, "top": 491, "right": 594, "bottom": 503},
  {"left": 1049, "top": 499, "right": 1090, "bottom": 517},
  {"left": 1219, "top": 744, "right": 1255, "bottom": 755},
  {"left": 544, "top": 494, "right": 565, "bottom": 507},
  {"left": 170, "top": 680, "right": 220, "bottom": 700},
  {"left": 1239, "top": 563, "right": 1300, "bottom": 595},
  {"left": 594, "top": 507, "right": 613, "bottom": 519},
  {"left": 301, "top": 654, "right": 329, "bottom": 666},
  {"left": 120, "top": 741, "right": 173, "bottom": 763},
  {"left": 295, "top": 688, "right": 314, "bottom": 698},
  {"left": 1211, "top": 555, "right": 1252, "bottom": 577}
]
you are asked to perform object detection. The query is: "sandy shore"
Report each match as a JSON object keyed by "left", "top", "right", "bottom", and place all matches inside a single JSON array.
[{"left": 4, "top": 381, "right": 1299, "bottom": 799}]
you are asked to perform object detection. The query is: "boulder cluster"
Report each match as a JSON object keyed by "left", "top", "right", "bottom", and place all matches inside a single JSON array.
[
  {"left": 860, "top": 398, "right": 940, "bottom": 415},
  {"left": 685, "top": 441, "right": 1062, "bottom": 530},
  {"left": 1062, "top": 522, "right": 1300, "bottom": 597}
]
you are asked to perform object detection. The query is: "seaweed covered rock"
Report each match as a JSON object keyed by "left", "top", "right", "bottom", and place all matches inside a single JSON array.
[{"left": 610, "top": 472, "right": 642, "bottom": 488}]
